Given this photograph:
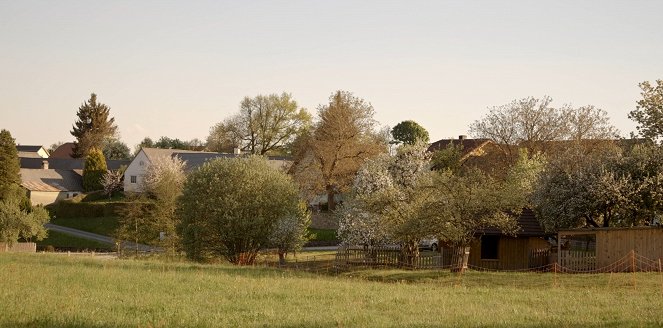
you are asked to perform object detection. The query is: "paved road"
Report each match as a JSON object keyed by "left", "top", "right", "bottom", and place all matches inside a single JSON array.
[{"left": 45, "top": 223, "right": 155, "bottom": 252}]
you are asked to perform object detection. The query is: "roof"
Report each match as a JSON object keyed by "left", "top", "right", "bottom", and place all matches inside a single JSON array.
[
  {"left": 20, "top": 158, "right": 130, "bottom": 171},
  {"left": 16, "top": 145, "right": 44, "bottom": 152},
  {"left": 480, "top": 208, "right": 547, "bottom": 237},
  {"left": 20, "top": 168, "right": 83, "bottom": 192},
  {"left": 140, "top": 148, "right": 209, "bottom": 162},
  {"left": 427, "top": 138, "right": 492, "bottom": 160},
  {"left": 49, "top": 142, "right": 75, "bottom": 159}
]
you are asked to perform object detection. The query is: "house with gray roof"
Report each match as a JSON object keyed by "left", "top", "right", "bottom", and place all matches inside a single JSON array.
[
  {"left": 20, "top": 168, "right": 83, "bottom": 205},
  {"left": 124, "top": 148, "right": 292, "bottom": 192},
  {"left": 16, "top": 145, "right": 49, "bottom": 158}
]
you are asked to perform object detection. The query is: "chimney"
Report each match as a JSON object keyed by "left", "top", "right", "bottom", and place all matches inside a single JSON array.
[
  {"left": 458, "top": 135, "right": 467, "bottom": 140},
  {"left": 233, "top": 148, "right": 241, "bottom": 155},
  {"left": 42, "top": 160, "right": 49, "bottom": 170}
]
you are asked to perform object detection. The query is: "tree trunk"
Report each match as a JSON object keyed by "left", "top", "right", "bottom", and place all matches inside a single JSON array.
[
  {"left": 400, "top": 241, "right": 420, "bottom": 268},
  {"left": 327, "top": 189, "right": 336, "bottom": 211},
  {"left": 451, "top": 246, "right": 471, "bottom": 272},
  {"left": 278, "top": 252, "right": 286, "bottom": 265}
]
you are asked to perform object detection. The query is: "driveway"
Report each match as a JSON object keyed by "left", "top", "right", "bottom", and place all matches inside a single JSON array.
[{"left": 45, "top": 223, "right": 155, "bottom": 252}]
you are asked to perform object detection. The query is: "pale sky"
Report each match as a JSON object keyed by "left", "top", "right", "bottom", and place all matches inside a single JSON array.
[{"left": 1, "top": 1, "right": 662, "bottom": 148}]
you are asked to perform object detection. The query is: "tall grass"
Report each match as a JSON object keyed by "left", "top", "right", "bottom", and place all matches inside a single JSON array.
[{"left": 1, "top": 253, "right": 662, "bottom": 327}]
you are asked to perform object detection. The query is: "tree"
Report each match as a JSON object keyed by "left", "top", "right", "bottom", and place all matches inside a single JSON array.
[
  {"left": 268, "top": 202, "right": 311, "bottom": 264},
  {"left": 102, "top": 139, "right": 131, "bottom": 160},
  {"left": 0, "top": 130, "right": 20, "bottom": 200},
  {"left": 83, "top": 148, "right": 108, "bottom": 192},
  {"left": 339, "top": 143, "right": 435, "bottom": 264},
  {"left": 101, "top": 169, "right": 124, "bottom": 199},
  {"left": 629, "top": 80, "right": 663, "bottom": 143},
  {"left": 291, "top": 91, "right": 386, "bottom": 211},
  {"left": 0, "top": 185, "right": 49, "bottom": 246},
  {"left": 531, "top": 145, "right": 632, "bottom": 232},
  {"left": 178, "top": 156, "right": 306, "bottom": 264},
  {"left": 70, "top": 93, "right": 118, "bottom": 158},
  {"left": 470, "top": 96, "right": 618, "bottom": 158},
  {"left": 154, "top": 136, "right": 190, "bottom": 150},
  {"left": 118, "top": 155, "right": 186, "bottom": 255},
  {"left": 206, "top": 92, "right": 312, "bottom": 155},
  {"left": 391, "top": 120, "right": 430, "bottom": 145}
]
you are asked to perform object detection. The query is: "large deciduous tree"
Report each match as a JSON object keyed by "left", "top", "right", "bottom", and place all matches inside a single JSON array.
[
  {"left": 178, "top": 156, "right": 307, "bottom": 264},
  {"left": 470, "top": 96, "right": 618, "bottom": 158},
  {"left": 291, "top": 91, "right": 386, "bottom": 211},
  {"left": 391, "top": 120, "right": 430, "bottom": 145},
  {"left": 629, "top": 80, "right": 663, "bottom": 143},
  {"left": 70, "top": 93, "right": 118, "bottom": 158},
  {"left": 82, "top": 148, "right": 108, "bottom": 192},
  {"left": 102, "top": 138, "right": 131, "bottom": 160},
  {"left": 206, "top": 92, "right": 312, "bottom": 155}
]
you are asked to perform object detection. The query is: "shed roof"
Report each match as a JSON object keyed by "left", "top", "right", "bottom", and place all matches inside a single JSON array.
[
  {"left": 49, "top": 142, "right": 75, "bottom": 159},
  {"left": 479, "top": 208, "right": 547, "bottom": 237},
  {"left": 19, "top": 158, "right": 130, "bottom": 171}
]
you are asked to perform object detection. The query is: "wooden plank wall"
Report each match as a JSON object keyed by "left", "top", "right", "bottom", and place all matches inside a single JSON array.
[
  {"left": 468, "top": 237, "right": 551, "bottom": 270},
  {"left": 594, "top": 228, "right": 663, "bottom": 268}
]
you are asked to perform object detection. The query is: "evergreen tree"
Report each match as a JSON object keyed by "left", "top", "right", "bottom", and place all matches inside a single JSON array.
[
  {"left": 83, "top": 148, "right": 108, "bottom": 192},
  {"left": 391, "top": 120, "right": 430, "bottom": 145},
  {"left": 70, "top": 93, "right": 118, "bottom": 158},
  {"left": 0, "top": 129, "right": 21, "bottom": 200}
]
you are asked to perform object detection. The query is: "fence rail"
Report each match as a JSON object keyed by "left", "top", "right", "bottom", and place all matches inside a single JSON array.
[{"left": 0, "top": 242, "right": 36, "bottom": 253}]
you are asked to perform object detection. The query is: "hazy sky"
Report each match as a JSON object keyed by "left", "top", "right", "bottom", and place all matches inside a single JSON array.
[{"left": 2, "top": 1, "right": 662, "bottom": 148}]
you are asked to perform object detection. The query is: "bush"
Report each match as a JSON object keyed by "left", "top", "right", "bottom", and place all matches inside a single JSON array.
[{"left": 56, "top": 200, "right": 130, "bottom": 218}]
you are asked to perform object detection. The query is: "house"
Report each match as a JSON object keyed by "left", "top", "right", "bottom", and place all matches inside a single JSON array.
[
  {"left": 49, "top": 142, "right": 76, "bottom": 159},
  {"left": 124, "top": 148, "right": 292, "bottom": 192},
  {"left": 18, "top": 158, "right": 131, "bottom": 205},
  {"left": 427, "top": 135, "right": 493, "bottom": 160},
  {"left": 20, "top": 166, "right": 83, "bottom": 205},
  {"left": 16, "top": 145, "right": 49, "bottom": 158}
]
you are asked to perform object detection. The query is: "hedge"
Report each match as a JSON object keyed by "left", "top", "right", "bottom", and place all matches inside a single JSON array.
[{"left": 55, "top": 200, "right": 130, "bottom": 218}]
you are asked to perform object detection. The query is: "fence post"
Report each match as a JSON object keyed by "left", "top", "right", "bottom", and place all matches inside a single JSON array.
[
  {"left": 631, "top": 250, "right": 637, "bottom": 289},
  {"left": 659, "top": 259, "right": 662, "bottom": 297}
]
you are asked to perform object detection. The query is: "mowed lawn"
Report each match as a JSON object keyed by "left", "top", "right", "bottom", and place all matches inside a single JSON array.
[{"left": 1, "top": 254, "right": 662, "bottom": 327}]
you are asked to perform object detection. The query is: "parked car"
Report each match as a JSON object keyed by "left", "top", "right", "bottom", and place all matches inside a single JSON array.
[{"left": 419, "top": 238, "right": 439, "bottom": 252}]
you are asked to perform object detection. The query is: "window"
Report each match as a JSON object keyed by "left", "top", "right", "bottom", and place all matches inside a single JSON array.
[
  {"left": 130, "top": 175, "right": 137, "bottom": 184},
  {"left": 480, "top": 235, "right": 499, "bottom": 260}
]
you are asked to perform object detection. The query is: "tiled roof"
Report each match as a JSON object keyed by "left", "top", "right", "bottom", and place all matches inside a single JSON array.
[
  {"left": 479, "top": 208, "right": 547, "bottom": 237},
  {"left": 20, "top": 169, "right": 83, "bottom": 192},
  {"left": 427, "top": 138, "right": 492, "bottom": 159},
  {"left": 49, "top": 142, "right": 75, "bottom": 159},
  {"left": 16, "top": 145, "right": 44, "bottom": 152},
  {"left": 19, "top": 158, "right": 130, "bottom": 171}
]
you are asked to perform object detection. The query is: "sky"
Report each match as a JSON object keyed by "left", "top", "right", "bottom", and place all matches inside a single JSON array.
[{"left": 1, "top": 1, "right": 663, "bottom": 149}]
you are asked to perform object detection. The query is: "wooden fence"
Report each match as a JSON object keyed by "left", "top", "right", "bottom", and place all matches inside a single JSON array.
[
  {"left": 0, "top": 242, "right": 36, "bottom": 253},
  {"left": 558, "top": 250, "right": 596, "bottom": 271},
  {"left": 336, "top": 246, "right": 458, "bottom": 269}
]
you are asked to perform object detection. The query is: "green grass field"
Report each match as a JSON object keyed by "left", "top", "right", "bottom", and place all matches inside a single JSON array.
[{"left": 1, "top": 253, "right": 662, "bottom": 327}]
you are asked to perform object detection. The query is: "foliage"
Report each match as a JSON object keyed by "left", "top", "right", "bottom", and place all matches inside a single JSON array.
[
  {"left": 470, "top": 96, "right": 618, "bottom": 158},
  {"left": 154, "top": 136, "right": 191, "bottom": 150},
  {"left": 55, "top": 200, "right": 128, "bottom": 218},
  {"left": 291, "top": 91, "right": 386, "bottom": 210},
  {"left": 0, "top": 129, "right": 20, "bottom": 200},
  {"left": 339, "top": 143, "right": 433, "bottom": 263},
  {"left": 206, "top": 92, "right": 312, "bottom": 155},
  {"left": 532, "top": 143, "right": 663, "bottom": 232},
  {"left": 102, "top": 138, "right": 131, "bottom": 160},
  {"left": 118, "top": 156, "right": 186, "bottom": 255},
  {"left": 178, "top": 156, "right": 304, "bottom": 264},
  {"left": 628, "top": 79, "right": 663, "bottom": 143},
  {"left": 51, "top": 216, "right": 119, "bottom": 237},
  {"left": 391, "top": 120, "right": 430, "bottom": 145},
  {"left": 431, "top": 142, "right": 463, "bottom": 172},
  {"left": 268, "top": 202, "right": 311, "bottom": 263},
  {"left": 70, "top": 93, "right": 118, "bottom": 158},
  {"left": 82, "top": 148, "right": 108, "bottom": 192},
  {"left": 102, "top": 168, "right": 125, "bottom": 198},
  {"left": 0, "top": 194, "right": 49, "bottom": 245}
]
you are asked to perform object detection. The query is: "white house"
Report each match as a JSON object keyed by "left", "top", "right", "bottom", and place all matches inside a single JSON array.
[{"left": 124, "top": 148, "right": 292, "bottom": 192}]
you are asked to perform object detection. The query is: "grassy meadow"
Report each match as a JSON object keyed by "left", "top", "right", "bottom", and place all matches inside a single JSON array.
[{"left": 1, "top": 253, "right": 663, "bottom": 327}]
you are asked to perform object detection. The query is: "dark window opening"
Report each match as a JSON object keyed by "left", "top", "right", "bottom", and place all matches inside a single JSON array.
[{"left": 481, "top": 235, "right": 499, "bottom": 260}]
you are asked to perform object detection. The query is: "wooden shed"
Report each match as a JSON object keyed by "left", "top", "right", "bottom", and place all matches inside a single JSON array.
[
  {"left": 558, "top": 227, "right": 663, "bottom": 271},
  {"left": 466, "top": 209, "right": 551, "bottom": 270}
]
